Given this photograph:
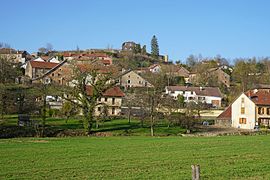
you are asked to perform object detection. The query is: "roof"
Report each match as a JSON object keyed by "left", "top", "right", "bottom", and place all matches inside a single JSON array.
[
  {"left": 30, "top": 61, "right": 59, "bottom": 69},
  {"left": 217, "top": 105, "right": 231, "bottom": 119},
  {"left": 245, "top": 89, "right": 270, "bottom": 105},
  {"left": 166, "top": 86, "right": 222, "bottom": 97},
  {"left": 86, "top": 86, "right": 125, "bottom": 97}
]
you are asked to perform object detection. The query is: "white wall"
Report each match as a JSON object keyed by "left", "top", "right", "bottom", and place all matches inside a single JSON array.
[{"left": 231, "top": 93, "right": 256, "bottom": 129}]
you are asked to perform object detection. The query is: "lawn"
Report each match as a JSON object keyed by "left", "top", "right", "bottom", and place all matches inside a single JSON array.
[
  {"left": 0, "top": 115, "right": 187, "bottom": 137},
  {"left": 1, "top": 135, "right": 270, "bottom": 179}
]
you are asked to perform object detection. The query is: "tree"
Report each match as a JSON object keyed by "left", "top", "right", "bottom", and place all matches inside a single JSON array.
[
  {"left": 61, "top": 101, "right": 77, "bottom": 123},
  {"left": 232, "top": 59, "right": 257, "bottom": 92},
  {"left": 151, "top": 35, "right": 159, "bottom": 59},
  {"left": 139, "top": 73, "right": 166, "bottom": 136},
  {"left": 186, "top": 55, "right": 198, "bottom": 68},
  {"left": 133, "top": 44, "right": 141, "bottom": 54},
  {"left": 62, "top": 64, "right": 115, "bottom": 134},
  {"left": 141, "top": 45, "right": 147, "bottom": 55}
]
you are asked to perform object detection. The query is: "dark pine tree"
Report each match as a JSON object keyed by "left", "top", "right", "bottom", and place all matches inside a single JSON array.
[{"left": 151, "top": 35, "right": 159, "bottom": 59}]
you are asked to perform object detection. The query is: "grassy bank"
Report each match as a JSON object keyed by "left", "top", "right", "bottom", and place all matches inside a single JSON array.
[{"left": 1, "top": 135, "right": 270, "bottom": 179}]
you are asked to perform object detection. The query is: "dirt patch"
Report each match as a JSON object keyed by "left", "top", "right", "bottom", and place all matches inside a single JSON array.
[
  {"left": 185, "top": 125, "right": 257, "bottom": 137},
  {"left": 29, "top": 140, "right": 49, "bottom": 143}
]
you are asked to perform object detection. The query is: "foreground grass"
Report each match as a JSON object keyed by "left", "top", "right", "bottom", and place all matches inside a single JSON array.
[{"left": 1, "top": 136, "right": 270, "bottom": 179}]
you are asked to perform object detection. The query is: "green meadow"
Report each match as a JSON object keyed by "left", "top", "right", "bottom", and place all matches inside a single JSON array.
[{"left": 1, "top": 135, "right": 270, "bottom": 179}]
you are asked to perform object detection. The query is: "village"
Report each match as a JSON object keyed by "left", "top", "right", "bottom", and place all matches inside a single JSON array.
[
  {"left": 2, "top": 1, "right": 270, "bottom": 179},
  {"left": 1, "top": 38, "right": 270, "bottom": 137}
]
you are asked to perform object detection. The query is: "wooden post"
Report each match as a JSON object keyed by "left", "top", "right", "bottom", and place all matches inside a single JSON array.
[{"left": 191, "top": 164, "right": 200, "bottom": 180}]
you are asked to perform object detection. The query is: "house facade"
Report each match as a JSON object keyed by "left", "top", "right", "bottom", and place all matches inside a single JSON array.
[
  {"left": 86, "top": 86, "right": 125, "bottom": 116},
  {"left": 230, "top": 89, "right": 270, "bottom": 129},
  {"left": 0, "top": 48, "right": 29, "bottom": 63},
  {"left": 209, "top": 68, "right": 230, "bottom": 87},
  {"left": 165, "top": 86, "right": 222, "bottom": 107},
  {"left": 119, "top": 70, "right": 153, "bottom": 89}
]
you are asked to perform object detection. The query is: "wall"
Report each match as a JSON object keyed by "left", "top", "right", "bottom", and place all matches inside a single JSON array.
[
  {"left": 231, "top": 93, "right": 256, "bottom": 129},
  {"left": 120, "top": 71, "right": 152, "bottom": 88}
]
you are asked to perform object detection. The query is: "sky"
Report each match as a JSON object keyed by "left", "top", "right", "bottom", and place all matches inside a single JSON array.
[{"left": 1, "top": 0, "right": 270, "bottom": 63}]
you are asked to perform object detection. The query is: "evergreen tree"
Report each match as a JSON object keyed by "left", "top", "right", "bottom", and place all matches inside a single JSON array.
[
  {"left": 142, "top": 45, "right": 147, "bottom": 55},
  {"left": 151, "top": 35, "right": 159, "bottom": 58}
]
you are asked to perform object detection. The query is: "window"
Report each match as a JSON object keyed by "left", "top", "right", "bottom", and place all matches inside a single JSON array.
[
  {"left": 98, "top": 107, "right": 101, "bottom": 111},
  {"left": 52, "top": 73, "right": 54, "bottom": 77},
  {"left": 127, "top": 80, "right": 131, "bottom": 84},
  {"left": 241, "top": 107, "right": 245, "bottom": 114},
  {"left": 112, "top": 107, "right": 115, "bottom": 115},
  {"left": 239, "top": 118, "right": 246, "bottom": 124},
  {"left": 112, "top": 98, "right": 115, "bottom": 105},
  {"left": 241, "top": 97, "right": 244, "bottom": 103},
  {"left": 105, "top": 98, "right": 107, "bottom": 102},
  {"left": 267, "top": 108, "right": 270, "bottom": 115},
  {"left": 98, "top": 97, "right": 101, "bottom": 101},
  {"left": 258, "top": 107, "right": 264, "bottom": 115},
  {"left": 191, "top": 91, "right": 193, "bottom": 95}
]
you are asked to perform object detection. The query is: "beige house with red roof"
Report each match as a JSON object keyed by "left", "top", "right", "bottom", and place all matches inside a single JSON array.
[
  {"left": 217, "top": 88, "right": 270, "bottom": 129},
  {"left": 86, "top": 86, "right": 125, "bottom": 116}
]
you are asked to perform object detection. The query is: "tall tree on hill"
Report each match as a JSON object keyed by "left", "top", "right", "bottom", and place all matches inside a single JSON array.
[
  {"left": 151, "top": 35, "right": 159, "bottom": 59},
  {"left": 142, "top": 45, "right": 147, "bottom": 55}
]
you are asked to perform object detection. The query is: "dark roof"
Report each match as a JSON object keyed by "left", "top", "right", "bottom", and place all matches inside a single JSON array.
[
  {"left": 86, "top": 86, "right": 125, "bottom": 97},
  {"left": 217, "top": 105, "right": 231, "bottom": 119},
  {"left": 30, "top": 61, "right": 59, "bottom": 69},
  {"left": 166, "top": 86, "right": 222, "bottom": 97}
]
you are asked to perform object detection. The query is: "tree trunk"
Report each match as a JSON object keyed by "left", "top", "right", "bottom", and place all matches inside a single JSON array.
[
  {"left": 128, "top": 108, "right": 131, "bottom": 124},
  {"left": 41, "top": 94, "right": 46, "bottom": 137},
  {"left": 150, "top": 115, "right": 154, "bottom": 136}
]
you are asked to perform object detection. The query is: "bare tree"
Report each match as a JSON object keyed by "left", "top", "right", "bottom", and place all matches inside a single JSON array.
[{"left": 62, "top": 64, "right": 115, "bottom": 134}]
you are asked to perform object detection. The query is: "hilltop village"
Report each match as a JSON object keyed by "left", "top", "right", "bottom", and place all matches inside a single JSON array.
[{"left": 1, "top": 38, "right": 270, "bottom": 137}]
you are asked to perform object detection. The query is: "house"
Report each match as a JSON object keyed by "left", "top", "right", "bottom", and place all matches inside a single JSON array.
[
  {"left": 162, "top": 65, "right": 190, "bottom": 82},
  {"left": 208, "top": 68, "right": 230, "bottom": 87},
  {"left": 122, "top": 41, "right": 137, "bottom": 51},
  {"left": 0, "top": 48, "right": 29, "bottom": 63},
  {"left": 119, "top": 70, "right": 154, "bottom": 89},
  {"left": 229, "top": 89, "right": 270, "bottom": 129},
  {"left": 165, "top": 86, "right": 222, "bottom": 107},
  {"left": 149, "top": 64, "right": 161, "bottom": 73},
  {"left": 25, "top": 60, "right": 71, "bottom": 85},
  {"left": 86, "top": 86, "right": 125, "bottom": 116},
  {"left": 25, "top": 61, "right": 59, "bottom": 79}
]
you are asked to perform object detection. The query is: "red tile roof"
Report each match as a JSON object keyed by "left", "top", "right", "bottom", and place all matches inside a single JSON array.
[
  {"left": 245, "top": 89, "right": 270, "bottom": 105},
  {"left": 30, "top": 61, "right": 59, "bottom": 69},
  {"left": 217, "top": 105, "right": 231, "bottom": 119},
  {"left": 86, "top": 86, "right": 125, "bottom": 97}
]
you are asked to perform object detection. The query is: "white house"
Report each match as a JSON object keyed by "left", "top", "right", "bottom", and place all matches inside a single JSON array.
[
  {"left": 149, "top": 64, "right": 161, "bottom": 73},
  {"left": 165, "top": 86, "right": 222, "bottom": 107},
  {"left": 229, "top": 89, "right": 270, "bottom": 129},
  {"left": 231, "top": 93, "right": 256, "bottom": 129}
]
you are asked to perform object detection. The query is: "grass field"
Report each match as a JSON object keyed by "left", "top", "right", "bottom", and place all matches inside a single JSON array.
[
  {"left": 0, "top": 115, "right": 187, "bottom": 137},
  {"left": 1, "top": 135, "right": 270, "bottom": 179}
]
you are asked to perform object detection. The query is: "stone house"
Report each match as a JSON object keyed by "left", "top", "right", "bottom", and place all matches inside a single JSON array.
[
  {"left": 119, "top": 70, "right": 154, "bottom": 89},
  {"left": 208, "top": 68, "right": 230, "bottom": 87},
  {"left": 86, "top": 86, "right": 125, "bottom": 116},
  {"left": 0, "top": 48, "right": 29, "bottom": 63}
]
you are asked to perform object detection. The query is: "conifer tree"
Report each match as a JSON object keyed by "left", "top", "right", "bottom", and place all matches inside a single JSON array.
[{"left": 151, "top": 35, "right": 159, "bottom": 58}]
